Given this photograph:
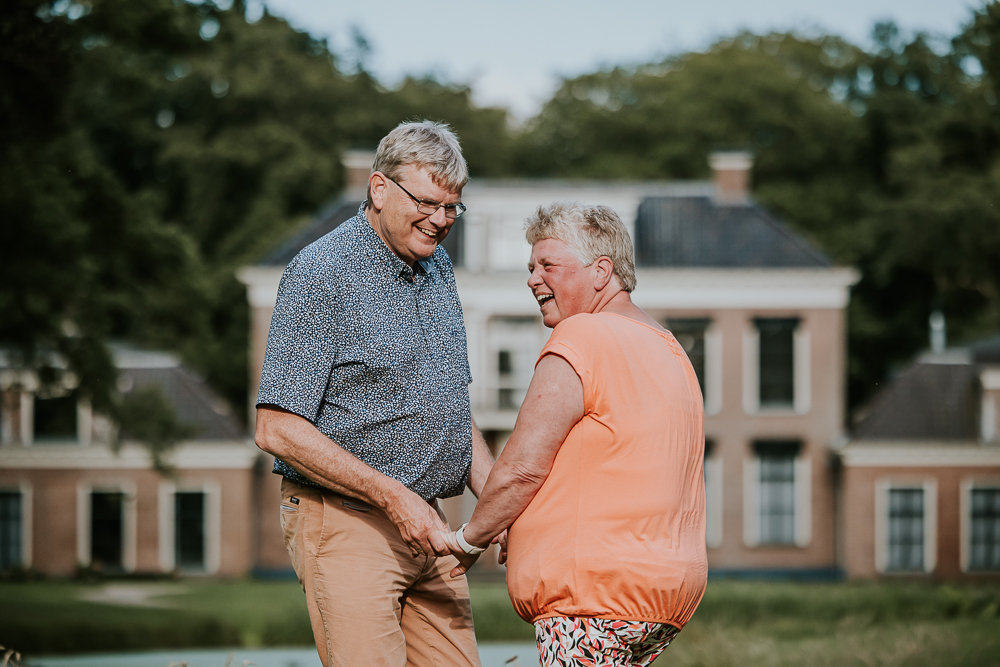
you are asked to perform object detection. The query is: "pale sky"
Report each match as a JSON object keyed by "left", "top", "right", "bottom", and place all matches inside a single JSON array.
[{"left": 262, "top": 0, "right": 979, "bottom": 119}]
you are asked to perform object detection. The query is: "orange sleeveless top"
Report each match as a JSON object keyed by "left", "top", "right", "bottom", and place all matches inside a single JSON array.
[{"left": 506, "top": 312, "right": 707, "bottom": 627}]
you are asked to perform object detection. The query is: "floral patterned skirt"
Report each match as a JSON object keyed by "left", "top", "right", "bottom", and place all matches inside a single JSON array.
[{"left": 533, "top": 616, "right": 681, "bottom": 667}]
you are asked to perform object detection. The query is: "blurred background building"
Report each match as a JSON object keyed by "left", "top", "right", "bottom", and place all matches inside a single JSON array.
[{"left": 2, "top": 148, "right": 999, "bottom": 581}]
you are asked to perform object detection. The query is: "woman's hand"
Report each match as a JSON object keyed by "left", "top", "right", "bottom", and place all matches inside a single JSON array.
[
  {"left": 494, "top": 529, "right": 508, "bottom": 565},
  {"left": 439, "top": 530, "right": 481, "bottom": 577}
]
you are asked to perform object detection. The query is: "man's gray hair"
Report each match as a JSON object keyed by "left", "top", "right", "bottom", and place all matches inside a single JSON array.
[
  {"left": 369, "top": 120, "right": 468, "bottom": 200},
  {"left": 525, "top": 202, "right": 637, "bottom": 293}
]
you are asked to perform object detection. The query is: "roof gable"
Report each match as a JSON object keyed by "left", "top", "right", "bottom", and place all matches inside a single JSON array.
[
  {"left": 635, "top": 197, "right": 831, "bottom": 268},
  {"left": 852, "top": 362, "right": 978, "bottom": 441}
]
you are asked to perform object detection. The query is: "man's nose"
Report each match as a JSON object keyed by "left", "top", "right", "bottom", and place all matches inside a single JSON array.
[
  {"left": 428, "top": 206, "right": 449, "bottom": 228},
  {"left": 527, "top": 269, "right": 543, "bottom": 288}
]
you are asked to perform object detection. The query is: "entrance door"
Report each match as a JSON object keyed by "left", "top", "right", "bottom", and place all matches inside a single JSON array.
[
  {"left": 90, "top": 492, "right": 124, "bottom": 572},
  {"left": 175, "top": 492, "right": 206, "bottom": 571}
]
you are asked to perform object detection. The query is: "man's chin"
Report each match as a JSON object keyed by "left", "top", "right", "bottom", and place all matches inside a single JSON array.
[{"left": 409, "top": 240, "right": 439, "bottom": 260}]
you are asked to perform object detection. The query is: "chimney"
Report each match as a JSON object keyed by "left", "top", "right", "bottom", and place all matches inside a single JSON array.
[
  {"left": 709, "top": 151, "right": 753, "bottom": 205},
  {"left": 929, "top": 310, "right": 946, "bottom": 354},
  {"left": 981, "top": 369, "right": 1000, "bottom": 444},
  {"left": 343, "top": 149, "right": 376, "bottom": 202}
]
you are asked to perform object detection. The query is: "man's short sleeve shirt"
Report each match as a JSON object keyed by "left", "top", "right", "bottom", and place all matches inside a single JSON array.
[{"left": 256, "top": 207, "right": 473, "bottom": 500}]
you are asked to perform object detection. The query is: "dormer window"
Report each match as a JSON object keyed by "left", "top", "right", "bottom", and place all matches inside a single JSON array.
[{"left": 33, "top": 393, "right": 78, "bottom": 442}]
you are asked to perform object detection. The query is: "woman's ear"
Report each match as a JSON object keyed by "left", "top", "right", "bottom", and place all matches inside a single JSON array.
[{"left": 593, "top": 256, "right": 615, "bottom": 291}]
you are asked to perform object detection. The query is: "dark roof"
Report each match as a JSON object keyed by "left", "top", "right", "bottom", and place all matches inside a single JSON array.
[
  {"left": 970, "top": 334, "right": 1000, "bottom": 364},
  {"left": 260, "top": 200, "right": 363, "bottom": 267},
  {"left": 120, "top": 366, "right": 245, "bottom": 440},
  {"left": 634, "top": 197, "right": 831, "bottom": 268},
  {"left": 852, "top": 363, "right": 979, "bottom": 441}
]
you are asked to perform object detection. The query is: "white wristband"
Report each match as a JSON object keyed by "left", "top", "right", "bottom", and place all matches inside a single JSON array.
[{"left": 456, "top": 523, "right": 486, "bottom": 555}]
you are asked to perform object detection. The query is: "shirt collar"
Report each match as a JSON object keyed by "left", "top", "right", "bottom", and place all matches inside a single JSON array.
[{"left": 356, "top": 204, "right": 438, "bottom": 282}]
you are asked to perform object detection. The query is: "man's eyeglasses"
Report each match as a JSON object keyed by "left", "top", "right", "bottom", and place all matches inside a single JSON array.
[{"left": 386, "top": 176, "right": 467, "bottom": 219}]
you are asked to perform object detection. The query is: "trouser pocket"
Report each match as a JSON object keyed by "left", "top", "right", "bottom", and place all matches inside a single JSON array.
[{"left": 279, "top": 481, "right": 306, "bottom": 586}]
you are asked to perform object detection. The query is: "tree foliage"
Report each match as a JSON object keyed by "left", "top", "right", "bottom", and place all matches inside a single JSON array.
[{"left": 0, "top": 0, "right": 512, "bottom": 421}]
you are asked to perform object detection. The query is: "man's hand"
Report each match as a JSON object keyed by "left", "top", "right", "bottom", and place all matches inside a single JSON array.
[
  {"left": 382, "top": 487, "right": 450, "bottom": 557},
  {"left": 439, "top": 530, "right": 481, "bottom": 578}
]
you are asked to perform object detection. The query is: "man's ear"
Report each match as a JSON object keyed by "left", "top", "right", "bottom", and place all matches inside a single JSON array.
[
  {"left": 369, "top": 171, "right": 388, "bottom": 211},
  {"left": 593, "top": 256, "right": 615, "bottom": 291}
]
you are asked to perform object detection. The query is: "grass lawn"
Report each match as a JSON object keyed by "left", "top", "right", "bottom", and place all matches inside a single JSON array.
[{"left": 1, "top": 578, "right": 998, "bottom": 665}]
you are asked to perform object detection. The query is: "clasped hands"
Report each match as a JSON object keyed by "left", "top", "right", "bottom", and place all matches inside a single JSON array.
[
  {"left": 389, "top": 491, "right": 505, "bottom": 576},
  {"left": 436, "top": 527, "right": 508, "bottom": 578}
]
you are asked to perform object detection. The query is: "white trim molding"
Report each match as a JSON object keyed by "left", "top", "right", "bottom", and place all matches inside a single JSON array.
[
  {"left": 742, "top": 328, "right": 760, "bottom": 415},
  {"left": 19, "top": 392, "right": 33, "bottom": 446},
  {"left": 794, "top": 456, "right": 812, "bottom": 548},
  {"left": 842, "top": 443, "right": 1000, "bottom": 467},
  {"left": 157, "top": 482, "right": 174, "bottom": 573},
  {"left": 979, "top": 369, "right": 1000, "bottom": 443},
  {"left": 874, "top": 478, "right": 937, "bottom": 575},
  {"left": 631, "top": 267, "right": 860, "bottom": 310},
  {"left": 704, "top": 325, "right": 723, "bottom": 416},
  {"left": 0, "top": 441, "right": 258, "bottom": 469},
  {"left": 705, "top": 455, "right": 723, "bottom": 548},
  {"left": 743, "top": 457, "right": 760, "bottom": 548},
  {"left": 982, "top": 393, "right": 997, "bottom": 443},
  {"left": 793, "top": 328, "right": 811, "bottom": 415}
]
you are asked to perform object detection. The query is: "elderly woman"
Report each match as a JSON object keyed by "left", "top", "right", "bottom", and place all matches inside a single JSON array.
[{"left": 442, "top": 202, "right": 707, "bottom": 666}]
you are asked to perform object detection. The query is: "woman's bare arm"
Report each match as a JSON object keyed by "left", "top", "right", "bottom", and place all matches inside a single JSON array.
[{"left": 446, "top": 353, "right": 584, "bottom": 575}]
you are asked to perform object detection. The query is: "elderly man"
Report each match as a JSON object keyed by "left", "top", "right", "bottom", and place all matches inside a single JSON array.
[{"left": 255, "top": 121, "right": 491, "bottom": 667}]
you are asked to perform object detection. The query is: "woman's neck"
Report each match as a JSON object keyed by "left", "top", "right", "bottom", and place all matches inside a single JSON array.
[{"left": 595, "top": 292, "right": 666, "bottom": 331}]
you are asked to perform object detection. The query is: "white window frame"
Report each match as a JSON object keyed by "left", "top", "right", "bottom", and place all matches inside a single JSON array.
[
  {"left": 158, "top": 480, "right": 221, "bottom": 575},
  {"left": 0, "top": 482, "right": 32, "bottom": 569},
  {"left": 77, "top": 481, "right": 137, "bottom": 573},
  {"left": 704, "top": 452, "right": 723, "bottom": 548},
  {"left": 874, "top": 478, "right": 937, "bottom": 575},
  {"left": 742, "top": 320, "right": 810, "bottom": 415},
  {"left": 980, "top": 369, "right": 1000, "bottom": 442},
  {"left": 703, "top": 322, "right": 723, "bottom": 416},
  {"left": 486, "top": 316, "right": 546, "bottom": 412},
  {"left": 743, "top": 450, "right": 811, "bottom": 548},
  {"left": 960, "top": 478, "right": 1000, "bottom": 574},
  {"left": 22, "top": 392, "right": 91, "bottom": 447},
  {"left": 20, "top": 391, "right": 33, "bottom": 446}
]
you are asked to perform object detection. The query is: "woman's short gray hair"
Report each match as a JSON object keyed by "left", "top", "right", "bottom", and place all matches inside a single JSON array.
[
  {"left": 525, "top": 202, "right": 637, "bottom": 293},
  {"left": 369, "top": 120, "right": 468, "bottom": 200}
]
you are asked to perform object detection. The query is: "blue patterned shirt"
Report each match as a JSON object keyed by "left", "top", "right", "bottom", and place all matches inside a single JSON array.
[{"left": 256, "top": 206, "right": 473, "bottom": 500}]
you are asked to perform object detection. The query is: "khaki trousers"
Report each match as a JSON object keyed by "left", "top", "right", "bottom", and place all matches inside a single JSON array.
[{"left": 280, "top": 479, "right": 481, "bottom": 667}]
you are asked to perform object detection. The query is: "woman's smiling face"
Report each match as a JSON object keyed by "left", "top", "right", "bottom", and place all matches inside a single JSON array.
[{"left": 527, "top": 238, "right": 598, "bottom": 328}]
